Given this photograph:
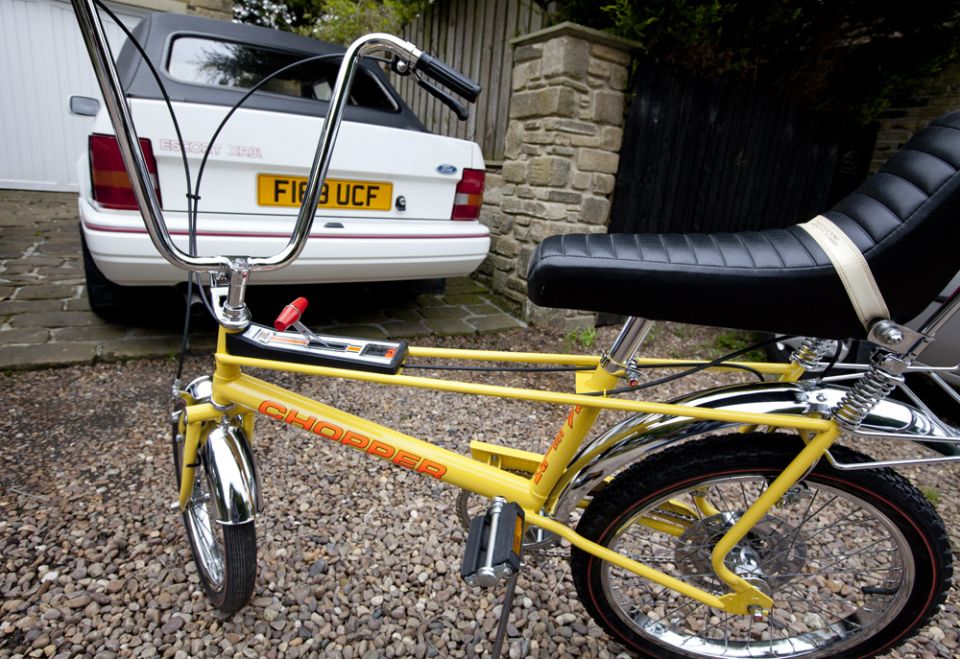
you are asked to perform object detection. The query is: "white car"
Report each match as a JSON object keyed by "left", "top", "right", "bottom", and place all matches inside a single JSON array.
[{"left": 74, "top": 13, "right": 489, "bottom": 317}]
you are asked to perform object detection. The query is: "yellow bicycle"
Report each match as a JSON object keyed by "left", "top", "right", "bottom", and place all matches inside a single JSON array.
[{"left": 73, "top": 0, "right": 960, "bottom": 655}]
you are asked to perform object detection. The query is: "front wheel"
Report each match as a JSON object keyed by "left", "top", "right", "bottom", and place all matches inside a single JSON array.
[
  {"left": 173, "top": 423, "right": 257, "bottom": 615},
  {"left": 570, "top": 434, "right": 953, "bottom": 658}
]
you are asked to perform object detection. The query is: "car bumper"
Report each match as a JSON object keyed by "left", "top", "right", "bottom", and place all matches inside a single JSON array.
[{"left": 79, "top": 198, "right": 490, "bottom": 286}]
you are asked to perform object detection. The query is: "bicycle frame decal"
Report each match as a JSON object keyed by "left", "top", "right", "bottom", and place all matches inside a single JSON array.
[
  {"left": 258, "top": 399, "right": 448, "bottom": 478},
  {"left": 532, "top": 405, "right": 584, "bottom": 484},
  {"left": 209, "top": 368, "right": 538, "bottom": 506}
]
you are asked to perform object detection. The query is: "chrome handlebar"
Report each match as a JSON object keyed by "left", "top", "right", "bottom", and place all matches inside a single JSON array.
[
  {"left": 71, "top": 0, "right": 423, "bottom": 277},
  {"left": 263, "top": 34, "right": 423, "bottom": 272}
]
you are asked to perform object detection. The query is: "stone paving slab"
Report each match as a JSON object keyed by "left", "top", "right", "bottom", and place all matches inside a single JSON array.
[{"left": 0, "top": 190, "right": 525, "bottom": 371}]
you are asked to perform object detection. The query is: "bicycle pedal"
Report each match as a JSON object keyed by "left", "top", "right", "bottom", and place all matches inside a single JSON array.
[{"left": 461, "top": 498, "right": 524, "bottom": 587}]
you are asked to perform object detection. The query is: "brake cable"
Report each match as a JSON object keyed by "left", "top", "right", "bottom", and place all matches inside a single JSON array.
[
  {"left": 88, "top": 12, "right": 795, "bottom": 395},
  {"left": 404, "top": 334, "right": 794, "bottom": 382},
  {"left": 183, "top": 53, "right": 346, "bottom": 327},
  {"left": 93, "top": 1, "right": 197, "bottom": 384},
  {"left": 402, "top": 364, "right": 595, "bottom": 373},
  {"left": 90, "top": 1, "right": 346, "bottom": 383},
  {"left": 584, "top": 334, "right": 796, "bottom": 395}
]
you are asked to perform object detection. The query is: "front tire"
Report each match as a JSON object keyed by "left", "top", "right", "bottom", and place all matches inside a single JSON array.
[
  {"left": 173, "top": 422, "right": 257, "bottom": 615},
  {"left": 570, "top": 434, "right": 952, "bottom": 658}
]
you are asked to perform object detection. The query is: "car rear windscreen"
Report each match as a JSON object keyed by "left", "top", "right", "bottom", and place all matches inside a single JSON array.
[{"left": 166, "top": 36, "right": 398, "bottom": 111}]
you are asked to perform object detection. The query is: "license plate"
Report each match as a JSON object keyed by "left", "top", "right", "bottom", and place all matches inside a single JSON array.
[{"left": 257, "top": 174, "right": 393, "bottom": 210}]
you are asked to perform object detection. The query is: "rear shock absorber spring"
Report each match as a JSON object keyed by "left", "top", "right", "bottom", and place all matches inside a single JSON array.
[
  {"left": 790, "top": 337, "right": 839, "bottom": 372},
  {"left": 832, "top": 353, "right": 905, "bottom": 429}
]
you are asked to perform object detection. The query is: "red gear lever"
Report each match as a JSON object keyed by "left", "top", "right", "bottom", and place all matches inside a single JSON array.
[{"left": 274, "top": 297, "right": 309, "bottom": 331}]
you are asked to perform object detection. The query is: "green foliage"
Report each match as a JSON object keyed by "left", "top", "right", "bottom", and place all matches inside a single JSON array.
[
  {"left": 297, "top": 0, "right": 425, "bottom": 45},
  {"left": 711, "top": 330, "right": 749, "bottom": 353},
  {"left": 235, "top": 0, "right": 426, "bottom": 45},
  {"left": 600, "top": 0, "right": 659, "bottom": 43},
  {"left": 602, "top": 0, "right": 731, "bottom": 57},
  {"left": 564, "top": 326, "right": 598, "bottom": 351},
  {"left": 234, "top": 0, "right": 322, "bottom": 31},
  {"left": 709, "top": 330, "right": 764, "bottom": 362},
  {"left": 552, "top": 0, "right": 960, "bottom": 120},
  {"left": 921, "top": 487, "right": 942, "bottom": 507}
]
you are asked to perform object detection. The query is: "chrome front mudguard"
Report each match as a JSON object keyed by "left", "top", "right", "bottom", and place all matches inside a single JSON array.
[
  {"left": 200, "top": 421, "right": 263, "bottom": 525},
  {"left": 179, "top": 376, "right": 263, "bottom": 525},
  {"left": 547, "top": 380, "right": 949, "bottom": 523}
]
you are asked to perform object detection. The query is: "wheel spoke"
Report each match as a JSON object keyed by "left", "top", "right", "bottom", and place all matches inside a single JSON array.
[
  {"left": 585, "top": 453, "right": 926, "bottom": 659},
  {"left": 181, "top": 465, "right": 227, "bottom": 588}
]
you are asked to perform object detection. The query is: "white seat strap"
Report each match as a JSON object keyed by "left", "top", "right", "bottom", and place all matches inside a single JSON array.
[{"left": 798, "top": 215, "right": 890, "bottom": 330}]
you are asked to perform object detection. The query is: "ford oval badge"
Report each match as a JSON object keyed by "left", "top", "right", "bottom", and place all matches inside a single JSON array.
[{"left": 436, "top": 164, "right": 458, "bottom": 175}]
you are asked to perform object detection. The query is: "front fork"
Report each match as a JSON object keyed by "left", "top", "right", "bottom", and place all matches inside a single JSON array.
[{"left": 172, "top": 378, "right": 262, "bottom": 523}]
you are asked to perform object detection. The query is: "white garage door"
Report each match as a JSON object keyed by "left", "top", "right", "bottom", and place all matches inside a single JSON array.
[{"left": 0, "top": 0, "right": 148, "bottom": 191}]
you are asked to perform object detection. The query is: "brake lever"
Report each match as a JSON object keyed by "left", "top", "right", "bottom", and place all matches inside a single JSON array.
[{"left": 416, "top": 77, "right": 469, "bottom": 121}]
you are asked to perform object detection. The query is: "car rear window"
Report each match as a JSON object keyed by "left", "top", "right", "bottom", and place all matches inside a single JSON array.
[{"left": 166, "top": 36, "right": 398, "bottom": 111}]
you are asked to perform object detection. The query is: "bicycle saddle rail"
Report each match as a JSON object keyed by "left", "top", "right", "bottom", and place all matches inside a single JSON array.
[{"left": 71, "top": 0, "right": 425, "bottom": 276}]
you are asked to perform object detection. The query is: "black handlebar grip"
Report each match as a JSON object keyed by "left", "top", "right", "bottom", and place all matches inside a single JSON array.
[{"left": 415, "top": 52, "right": 481, "bottom": 103}]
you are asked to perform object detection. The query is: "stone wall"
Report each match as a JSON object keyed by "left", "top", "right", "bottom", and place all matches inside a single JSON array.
[
  {"left": 476, "top": 23, "right": 637, "bottom": 328},
  {"left": 119, "top": 0, "right": 232, "bottom": 20},
  {"left": 185, "top": 0, "right": 233, "bottom": 20},
  {"left": 870, "top": 65, "right": 960, "bottom": 171}
]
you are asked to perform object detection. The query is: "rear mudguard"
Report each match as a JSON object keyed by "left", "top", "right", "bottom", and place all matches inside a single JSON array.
[{"left": 547, "top": 380, "right": 948, "bottom": 522}]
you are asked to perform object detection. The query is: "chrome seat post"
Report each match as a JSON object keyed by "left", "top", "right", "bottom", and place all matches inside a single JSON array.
[{"left": 603, "top": 317, "right": 656, "bottom": 375}]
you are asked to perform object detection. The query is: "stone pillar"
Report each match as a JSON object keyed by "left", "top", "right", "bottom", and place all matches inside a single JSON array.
[{"left": 477, "top": 23, "right": 637, "bottom": 328}]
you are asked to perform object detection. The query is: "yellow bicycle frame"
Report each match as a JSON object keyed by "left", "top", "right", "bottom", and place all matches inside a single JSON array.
[{"left": 178, "top": 325, "right": 837, "bottom": 616}]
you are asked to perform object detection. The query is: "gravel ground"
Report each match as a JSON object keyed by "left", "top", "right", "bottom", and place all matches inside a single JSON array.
[{"left": 1, "top": 322, "right": 958, "bottom": 658}]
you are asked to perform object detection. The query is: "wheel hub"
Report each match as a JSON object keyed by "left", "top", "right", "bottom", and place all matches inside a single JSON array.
[{"left": 675, "top": 511, "right": 808, "bottom": 593}]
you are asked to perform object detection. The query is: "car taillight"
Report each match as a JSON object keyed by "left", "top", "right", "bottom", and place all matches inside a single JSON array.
[
  {"left": 451, "top": 168, "right": 484, "bottom": 220},
  {"left": 89, "top": 134, "right": 161, "bottom": 210}
]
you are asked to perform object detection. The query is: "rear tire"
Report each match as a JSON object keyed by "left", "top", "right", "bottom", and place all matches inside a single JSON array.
[
  {"left": 82, "top": 231, "right": 181, "bottom": 324},
  {"left": 81, "top": 231, "right": 131, "bottom": 320},
  {"left": 570, "top": 434, "right": 952, "bottom": 658},
  {"left": 409, "top": 277, "right": 446, "bottom": 295}
]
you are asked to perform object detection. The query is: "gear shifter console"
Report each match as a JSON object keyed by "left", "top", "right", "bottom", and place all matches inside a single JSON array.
[{"left": 226, "top": 323, "right": 407, "bottom": 375}]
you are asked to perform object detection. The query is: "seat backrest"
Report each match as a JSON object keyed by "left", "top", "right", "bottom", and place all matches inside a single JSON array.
[{"left": 829, "top": 111, "right": 960, "bottom": 327}]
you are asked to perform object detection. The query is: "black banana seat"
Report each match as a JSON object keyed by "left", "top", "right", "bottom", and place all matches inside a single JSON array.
[{"left": 526, "top": 112, "right": 960, "bottom": 340}]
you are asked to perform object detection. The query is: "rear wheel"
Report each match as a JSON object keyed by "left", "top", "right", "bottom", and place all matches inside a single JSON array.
[
  {"left": 408, "top": 277, "right": 446, "bottom": 295},
  {"left": 173, "top": 421, "right": 256, "bottom": 615},
  {"left": 81, "top": 231, "right": 131, "bottom": 320},
  {"left": 82, "top": 231, "right": 182, "bottom": 324},
  {"left": 570, "top": 434, "right": 952, "bottom": 658}
]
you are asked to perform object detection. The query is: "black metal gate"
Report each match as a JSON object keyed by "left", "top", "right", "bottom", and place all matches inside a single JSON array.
[{"left": 608, "top": 60, "right": 878, "bottom": 235}]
